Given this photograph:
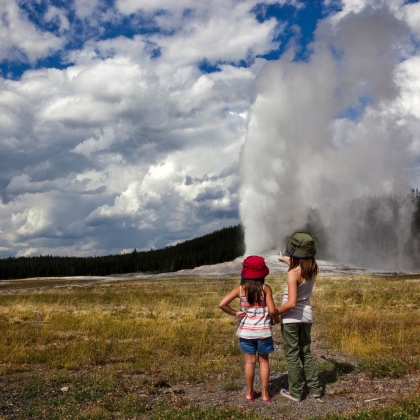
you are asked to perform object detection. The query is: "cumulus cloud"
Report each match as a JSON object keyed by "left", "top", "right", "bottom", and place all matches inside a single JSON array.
[
  {"left": 0, "top": 0, "right": 63, "bottom": 64},
  {"left": 0, "top": 0, "right": 275, "bottom": 257},
  {"left": 71, "top": 125, "right": 133, "bottom": 157}
]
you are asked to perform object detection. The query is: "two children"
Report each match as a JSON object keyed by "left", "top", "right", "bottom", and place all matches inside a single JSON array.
[{"left": 219, "top": 232, "right": 323, "bottom": 403}]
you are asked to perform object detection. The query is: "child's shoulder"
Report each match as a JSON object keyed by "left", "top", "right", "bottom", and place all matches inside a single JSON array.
[
  {"left": 233, "top": 284, "right": 242, "bottom": 294},
  {"left": 287, "top": 268, "right": 302, "bottom": 281}
]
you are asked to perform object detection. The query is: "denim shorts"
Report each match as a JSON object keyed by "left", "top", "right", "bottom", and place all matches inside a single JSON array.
[{"left": 239, "top": 336, "right": 274, "bottom": 355}]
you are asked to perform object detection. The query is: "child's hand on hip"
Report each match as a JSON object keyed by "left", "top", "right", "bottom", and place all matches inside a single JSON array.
[{"left": 235, "top": 311, "right": 246, "bottom": 319}]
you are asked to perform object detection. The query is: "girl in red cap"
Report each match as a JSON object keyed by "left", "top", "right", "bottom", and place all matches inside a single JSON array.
[{"left": 219, "top": 256, "right": 279, "bottom": 403}]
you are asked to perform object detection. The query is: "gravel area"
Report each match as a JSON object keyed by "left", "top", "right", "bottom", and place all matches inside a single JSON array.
[{"left": 147, "top": 349, "right": 420, "bottom": 419}]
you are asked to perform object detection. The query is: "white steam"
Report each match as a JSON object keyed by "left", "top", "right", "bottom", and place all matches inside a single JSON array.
[{"left": 239, "top": 7, "right": 420, "bottom": 270}]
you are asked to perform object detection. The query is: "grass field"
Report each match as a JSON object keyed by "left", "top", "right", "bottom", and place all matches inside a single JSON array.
[
  {"left": 0, "top": 273, "right": 419, "bottom": 419},
  {"left": 313, "top": 274, "right": 420, "bottom": 378}
]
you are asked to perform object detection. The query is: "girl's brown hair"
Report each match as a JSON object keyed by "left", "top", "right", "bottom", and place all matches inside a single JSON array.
[
  {"left": 289, "top": 257, "right": 319, "bottom": 280},
  {"left": 240, "top": 277, "right": 265, "bottom": 305}
]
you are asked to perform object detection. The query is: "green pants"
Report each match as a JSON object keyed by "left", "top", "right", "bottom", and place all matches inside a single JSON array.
[{"left": 281, "top": 323, "right": 323, "bottom": 399}]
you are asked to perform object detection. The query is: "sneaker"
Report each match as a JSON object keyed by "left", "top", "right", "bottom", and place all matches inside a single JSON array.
[
  {"left": 311, "top": 389, "right": 324, "bottom": 398},
  {"left": 280, "top": 389, "right": 300, "bottom": 402}
]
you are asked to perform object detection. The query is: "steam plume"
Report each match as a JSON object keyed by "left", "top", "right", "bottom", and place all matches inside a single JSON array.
[{"left": 239, "top": 7, "right": 420, "bottom": 270}]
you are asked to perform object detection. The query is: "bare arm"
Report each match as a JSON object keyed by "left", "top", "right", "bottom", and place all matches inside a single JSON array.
[
  {"left": 219, "top": 286, "right": 245, "bottom": 318},
  {"left": 264, "top": 284, "right": 280, "bottom": 324},
  {"left": 278, "top": 251, "right": 290, "bottom": 266},
  {"left": 277, "top": 270, "right": 299, "bottom": 315}
]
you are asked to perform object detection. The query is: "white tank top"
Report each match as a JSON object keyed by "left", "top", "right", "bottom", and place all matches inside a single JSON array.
[{"left": 281, "top": 271, "right": 316, "bottom": 324}]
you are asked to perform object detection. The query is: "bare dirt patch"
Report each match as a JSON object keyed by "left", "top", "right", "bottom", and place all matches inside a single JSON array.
[{"left": 137, "top": 345, "right": 420, "bottom": 420}]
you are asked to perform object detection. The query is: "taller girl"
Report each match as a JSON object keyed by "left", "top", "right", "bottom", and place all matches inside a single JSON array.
[{"left": 277, "top": 232, "right": 323, "bottom": 402}]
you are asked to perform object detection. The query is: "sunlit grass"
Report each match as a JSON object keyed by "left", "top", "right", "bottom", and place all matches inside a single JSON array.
[
  {"left": 2, "top": 274, "right": 420, "bottom": 379},
  {"left": 0, "top": 278, "right": 243, "bottom": 381},
  {"left": 1, "top": 272, "right": 420, "bottom": 419},
  {"left": 313, "top": 275, "right": 420, "bottom": 377}
]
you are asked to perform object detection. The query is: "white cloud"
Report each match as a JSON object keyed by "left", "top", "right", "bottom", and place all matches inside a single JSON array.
[
  {"left": 15, "top": 207, "right": 51, "bottom": 237},
  {"left": 0, "top": 0, "right": 267, "bottom": 256},
  {"left": 395, "top": 55, "right": 420, "bottom": 119},
  {"left": 400, "top": 2, "right": 420, "bottom": 36},
  {"left": 45, "top": 5, "right": 70, "bottom": 34},
  {"left": 71, "top": 124, "right": 132, "bottom": 157},
  {"left": 74, "top": 0, "right": 101, "bottom": 19},
  {"left": 149, "top": 5, "right": 279, "bottom": 66},
  {"left": 115, "top": 0, "right": 287, "bottom": 67},
  {"left": 0, "top": 0, "right": 63, "bottom": 63}
]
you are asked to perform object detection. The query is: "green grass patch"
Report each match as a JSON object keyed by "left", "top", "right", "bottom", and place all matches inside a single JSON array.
[
  {"left": 222, "top": 379, "right": 242, "bottom": 392},
  {"left": 270, "top": 349, "right": 288, "bottom": 372}
]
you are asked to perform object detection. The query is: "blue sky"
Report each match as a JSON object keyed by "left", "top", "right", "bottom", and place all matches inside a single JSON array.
[
  {"left": 0, "top": 0, "right": 420, "bottom": 258},
  {"left": 1, "top": 0, "right": 335, "bottom": 79}
]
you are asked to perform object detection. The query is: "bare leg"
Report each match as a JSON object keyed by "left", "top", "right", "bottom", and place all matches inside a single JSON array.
[
  {"left": 258, "top": 353, "right": 270, "bottom": 400},
  {"left": 244, "top": 353, "right": 256, "bottom": 399}
]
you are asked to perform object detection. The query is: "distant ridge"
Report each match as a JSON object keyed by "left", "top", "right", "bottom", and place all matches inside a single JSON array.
[{"left": 0, "top": 225, "right": 245, "bottom": 280}]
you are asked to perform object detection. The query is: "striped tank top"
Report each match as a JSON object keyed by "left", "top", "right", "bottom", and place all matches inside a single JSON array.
[{"left": 236, "top": 285, "right": 273, "bottom": 339}]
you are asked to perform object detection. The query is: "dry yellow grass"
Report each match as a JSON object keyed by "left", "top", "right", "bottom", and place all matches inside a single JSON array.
[
  {"left": 1, "top": 274, "right": 419, "bottom": 379},
  {"left": 313, "top": 274, "right": 420, "bottom": 377},
  {"left": 0, "top": 277, "right": 244, "bottom": 381},
  {"left": 1, "top": 273, "right": 420, "bottom": 419}
]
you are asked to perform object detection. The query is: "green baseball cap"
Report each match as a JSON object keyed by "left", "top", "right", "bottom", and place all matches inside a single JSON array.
[{"left": 286, "top": 232, "right": 316, "bottom": 259}]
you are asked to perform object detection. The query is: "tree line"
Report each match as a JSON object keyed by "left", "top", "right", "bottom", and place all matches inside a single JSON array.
[{"left": 0, "top": 225, "right": 245, "bottom": 280}]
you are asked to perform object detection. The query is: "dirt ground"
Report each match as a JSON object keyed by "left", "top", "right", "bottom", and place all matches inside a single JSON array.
[
  {"left": 2, "top": 337, "right": 418, "bottom": 419},
  {"left": 139, "top": 340, "right": 420, "bottom": 419}
]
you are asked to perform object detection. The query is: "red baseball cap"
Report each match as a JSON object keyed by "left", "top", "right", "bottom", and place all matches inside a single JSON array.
[{"left": 241, "top": 255, "right": 269, "bottom": 279}]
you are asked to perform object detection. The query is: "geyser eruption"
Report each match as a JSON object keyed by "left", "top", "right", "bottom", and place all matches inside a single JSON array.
[{"left": 239, "top": 7, "right": 420, "bottom": 270}]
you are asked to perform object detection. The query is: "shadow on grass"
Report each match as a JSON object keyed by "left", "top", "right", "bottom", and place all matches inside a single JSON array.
[
  {"left": 268, "top": 360, "right": 356, "bottom": 398},
  {"left": 318, "top": 360, "right": 356, "bottom": 384},
  {"left": 268, "top": 373, "right": 289, "bottom": 396}
]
